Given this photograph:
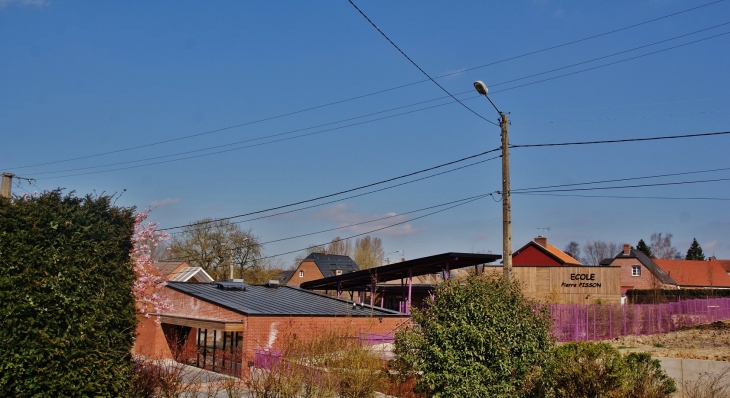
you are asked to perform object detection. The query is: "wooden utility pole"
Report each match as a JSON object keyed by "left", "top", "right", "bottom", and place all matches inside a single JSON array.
[
  {"left": 500, "top": 115, "right": 512, "bottom": 282},
  {"left": 1, "top": 172, "right": 13, "bottom": 199}
]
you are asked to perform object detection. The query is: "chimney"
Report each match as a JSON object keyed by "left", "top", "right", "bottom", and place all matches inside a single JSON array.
[
  {"left": 623, "top": 244, "right": 630, "bottom": 256},
  {"left": 401, "top": 257, "right": 405, "bottom": 262},
  {"left": 534, "top": 236, "right": 547, "bottom": 247},
  {"left": 321, "top": 249, "right": 327, "bottom": 255}
]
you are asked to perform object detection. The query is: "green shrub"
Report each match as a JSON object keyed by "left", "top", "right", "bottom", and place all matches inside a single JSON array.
[
  {"left": 393, "top": 274, "right": 554, "bottom": 397},
  {"left": 547, "top": 342, "right": 675, "bottom": 398},
  {"left": 0, "top": 191, "right": 137, "bottom": 397}
]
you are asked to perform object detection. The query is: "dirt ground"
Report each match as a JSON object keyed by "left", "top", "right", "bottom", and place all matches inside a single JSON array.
[{"left": 606, "top": 320, "right": 730, "bottom": 361}]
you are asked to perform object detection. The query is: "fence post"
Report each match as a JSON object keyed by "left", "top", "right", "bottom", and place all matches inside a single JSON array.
[
  {"left": 622, "top": 304, "right": 626, "bottom": 336},
  {"left": 609, "top": 303, "right": 612, "bottom": 339},
  {"left": 593, "top": 304, "right": 596, "bottom": 341}
]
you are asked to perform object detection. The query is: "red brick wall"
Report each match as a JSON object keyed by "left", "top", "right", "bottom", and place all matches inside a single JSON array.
[
  {"left": 164, "top": 286, "right": 246, "bottom": 322},
  {"left": 513, "top": 245, "right": 562, "bottom": 266},
  {"left": 134, "top": 315, "right": 174, "bottom": 359},
  {"left": 612, "top": 257, "right": 665, "bottom": 291},
  {"left": 241, "top": 315, "right": 407, "bottom": 360},
  {"left": 285, "top": 260, "right": 324, "bottom": 287}
]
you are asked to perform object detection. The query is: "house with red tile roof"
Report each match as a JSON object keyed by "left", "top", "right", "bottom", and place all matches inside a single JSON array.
[
  {"left": 654, "top": 259, "right": 730, "bottom": 289},
  {"left": 512, "top": 236, "right": 582, "bottom": 266},
  {"left": 708, "top": 257, "right": 730, "bottom": 276}
]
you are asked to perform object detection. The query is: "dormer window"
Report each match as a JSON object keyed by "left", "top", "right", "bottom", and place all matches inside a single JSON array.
[
  {"left": 336, "top": 269, "right": 343, "bottom": 276},
  {"left": 299, "top": 270, "right": 304, "bottom": 278},
  {"left": 631, "top": 265, "right": 641, "bottom": 277}
]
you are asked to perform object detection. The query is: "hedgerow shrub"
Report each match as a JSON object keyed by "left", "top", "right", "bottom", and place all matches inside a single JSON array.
[
  {"left": 547, "top": 342, "right": 676, "bottom": 398},
  {"left": 393, "top": 274, "right": 554, "bottom": 397},
  {"left": 0, "top": 191, "right": 137, "bottom": 397}
]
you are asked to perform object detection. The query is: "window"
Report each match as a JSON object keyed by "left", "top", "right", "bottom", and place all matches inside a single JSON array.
[
  {"left": 299, "top": 270, "right": 304, "bottom": 278},
  {"left": 336, "top": 269, "right": 343, "bottom": 276},
  {"left": 631, "top": 265, "right": 641, "bottom": 277}
]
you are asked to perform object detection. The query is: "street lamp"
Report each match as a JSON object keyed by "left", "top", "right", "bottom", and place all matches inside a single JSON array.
[
  {"left": 473, "top": 81, "right": 512, "bottom": 282},
  {"left": 384, "top": 250, "right": 403, "bottom": 266}
]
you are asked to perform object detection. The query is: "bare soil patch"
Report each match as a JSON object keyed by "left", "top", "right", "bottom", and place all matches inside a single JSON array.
[{"left": 606, "top": 320, "right": 730, "bottom": 361}]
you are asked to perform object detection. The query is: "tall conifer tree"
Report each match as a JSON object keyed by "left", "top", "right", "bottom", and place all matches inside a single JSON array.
[
  {"left": 685, "top": 238, "right": 705, "bottom": 260},
  {"left": 636, "top": 239, "right": 654, "bottom": 258}
]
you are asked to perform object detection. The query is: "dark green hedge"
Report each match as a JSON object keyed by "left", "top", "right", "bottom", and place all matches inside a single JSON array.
[
  {"left": 0, "top": 191, "right": 137, "bottom": 397},
  {"left": 627, "top": 288, "right": 730, "bottom": 304}
]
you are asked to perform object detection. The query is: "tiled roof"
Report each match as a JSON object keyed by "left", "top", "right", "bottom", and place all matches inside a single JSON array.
[
  {"left": 612, "top": 249, "right": 676, "bottom": 285},
  {"left": 155, "top": 261, "right": 187, "bottom": 277},
  {"left": 166, "top": 282, "right": 403, "bottom": 316},
  {"left": 544, "top": 244, "right": 582, "bottom": 265},
  {"left": 711, "top": 260, "right": 730, "bottom": 274},
  {"left": 654, "top": 259, "right": 730, "bottom": 288},
  {"left": 303, "top": 253, "right": 360, "bottom": 277}
]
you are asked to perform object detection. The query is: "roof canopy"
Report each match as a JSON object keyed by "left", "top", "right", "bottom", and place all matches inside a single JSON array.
[
  {"left": 166, "top": 282, "right": 404, "bottom": 317},
  {"left": 299, "top": 252, "right": 501, "bottom": 291}
]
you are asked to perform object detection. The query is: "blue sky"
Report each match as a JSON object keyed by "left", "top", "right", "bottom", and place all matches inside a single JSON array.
[{"left": 2, "top": 0, "right": 729, "bottom": 265}]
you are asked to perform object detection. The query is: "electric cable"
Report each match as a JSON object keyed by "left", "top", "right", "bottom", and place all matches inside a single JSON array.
[
  {"left": 5, "top": 0, "right": 722, "bottom": 171},
  {"left": 348, "top": 0, "right": 497, "bottom": 126},
  {"left": 510, "top": 131, "right": 730, "bottom": 148},
  {"left": 168, "top": 155, "right": 501, "bottom": 236},
  {"left": 513, "top": 193, "right": 730, "bottom": 201},
  {"left": 29, "top": 25, "right": 730, "bottom": 178},
  {"left": 491, "top": 31, "right": 730, "bottom": 95},
  {"left": 158, "top": 148, "right": 501, "bottom": 231},
  {"left": 512, "top": 166, "right": 730, "bottom": 192},
  {"left": 510, "top": 176, "right": 730, "bottom": 194}
]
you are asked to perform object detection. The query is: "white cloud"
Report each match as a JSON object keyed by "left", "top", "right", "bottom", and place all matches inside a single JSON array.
[
  {"left": 0, "top": 0, "right": 48, "bottom": 7},
  {"left": 149, "top": 197, "right": 181, "bottom": 207},
  {"left": 704, "top": 240, "right": 718, "bottom": 250},
  {"left": 314, "top": 203, "right": 422, "bottom": 237}
]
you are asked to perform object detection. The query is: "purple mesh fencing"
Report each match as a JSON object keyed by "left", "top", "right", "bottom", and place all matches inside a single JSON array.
[{"left": 550, "top": 297, "right": 730, "bottom": 342}]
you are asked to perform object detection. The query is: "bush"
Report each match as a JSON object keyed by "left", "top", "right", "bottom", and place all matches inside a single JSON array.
[
  {"left": 0, "top": 191, "right": 137, "bottom": 396},
  {"left": 393, "top": 274, "right": 554, "bottom": 397},
  {"left": 547, "top": 342, "right": 675, "bottom": 398}
]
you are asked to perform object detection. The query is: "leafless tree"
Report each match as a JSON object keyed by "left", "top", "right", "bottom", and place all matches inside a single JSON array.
[
  {"left": 167, "top": 218, "right": 275, "bottom": 281},
  {"left": 650, "top": 232, "right": 681, "bottom": 259},
  {"left": 581, "top": 240, "right": 621, "bottom": 265},
  {"left": 353, "top": 235, "right": 385, "bottom": 269},
  {"left": 564, "top": 241, "right": 581, "bottom": 260},
  {"left": 326, "top": 236, "right": 352, "bottom": 256}
]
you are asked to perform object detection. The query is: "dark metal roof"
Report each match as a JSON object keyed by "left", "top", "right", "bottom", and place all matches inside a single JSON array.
[
  {"left": 303, "top": 253, "right": 360, "bottom": 278},
  {"left": 612, "top": 249, "right": 677, "bottom": 285},
  {"left": 166, "top": 282, "right": 404, "bottom": 317},
  {"left": 300, "top": 252, "right": 501, "bottom": 291}
]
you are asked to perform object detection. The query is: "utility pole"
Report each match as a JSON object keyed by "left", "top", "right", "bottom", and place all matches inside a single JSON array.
[
  {"left": 473, "top": 81, "right": 512, "bottom": 281},
  {"left": 1, "top": 172, "right": 14, "bottom": 199},
  {"left": 500, "top": 114, "right": 512, "bottom": 282}
]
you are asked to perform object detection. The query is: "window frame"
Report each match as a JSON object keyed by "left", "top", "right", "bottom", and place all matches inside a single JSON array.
[
  {"left": 299, "top": 270, "right": 304, "bottom": 278},
  {"left": 631, "top": 265, "right": 641, "bottom": 277}
]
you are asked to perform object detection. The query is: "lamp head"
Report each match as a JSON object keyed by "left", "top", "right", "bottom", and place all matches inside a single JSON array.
[{"left": 473, "top": 81, "right": 488, "bottom": 96}]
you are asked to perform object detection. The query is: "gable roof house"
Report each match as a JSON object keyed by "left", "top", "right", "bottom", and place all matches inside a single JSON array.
[
  {"left": 512, "top": 236, "right": 583, "bottom": 266},
  {"left": 708, "top": 257, "right": 730, "bottom": 276},
  {"left": 154, "top": 260, "right": 214, "bottom": 283},
  {"left": 285, "top": 252, "right": 360, "bottom": 287},
  {"left": 608, "top": 244, "right": 677, "bottom": 293}
]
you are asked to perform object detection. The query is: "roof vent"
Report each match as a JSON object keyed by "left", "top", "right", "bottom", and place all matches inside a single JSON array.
[
  {"left": 215, "top": 281, "right": 246, "bottom": 291},
  {"left": 265, "top": 280, "right": 280, "bottom": 288}
]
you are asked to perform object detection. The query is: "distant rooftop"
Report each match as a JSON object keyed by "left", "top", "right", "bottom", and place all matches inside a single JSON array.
[
  {"left": 303, "top": 252, "right": 360, "bottom": 277},
  {"left": 166, "top": 282, "right": 404, "bottom": 317}
]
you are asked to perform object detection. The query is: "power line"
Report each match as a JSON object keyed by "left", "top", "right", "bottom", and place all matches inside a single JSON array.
[
  {"left": 347, "top": 0, "right": 497, "bottom": 126},
  {"left": 258, "top": 193, "right": 492, "bottom": 245},
  {"left": 37, "top": 98, "right": 475, "bottom": 179},
  {"left": 158, "top": 148, "right": 501, "bottom": 231},
  {"left": 513, "top": 193, "right": 730, "bottom": 201},
  {"left": 6, "top": 0, "right": 722, "bottom": 172},
  {"left": 510, "top": 131, "right": 730, "bottom": 148},
  {"left": 510, "top": 176, "right": 730, "bottom": 194},
  {"left": 168, "top": 155, "right": 501, "bottom": 236},
  {"left": 488, "top": 21, "right": 730, "bottom": 90},
  {"left": 512, "top": 166, "right": 730, "bottom": 192},
  {"left": 491, "top": 31, "right": 730, "bottom": 95},
  {"left": 255, "top": 193, "right": 490, "bottom": 260},
  {"left": 35, "top": 26, "right": 730, "bottom": 179}
]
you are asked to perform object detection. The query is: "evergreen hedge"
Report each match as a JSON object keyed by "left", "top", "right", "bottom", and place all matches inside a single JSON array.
[
  {"left": 0, "top": 191, "right": 137, "bottom": 397},
  {"left": 627, "top": 288, "right": 730, "bottom": 304}
]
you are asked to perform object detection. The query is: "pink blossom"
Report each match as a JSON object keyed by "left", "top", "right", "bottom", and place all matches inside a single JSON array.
[{"left": 131, "top": 210, "right": 173, "bottom": 323}]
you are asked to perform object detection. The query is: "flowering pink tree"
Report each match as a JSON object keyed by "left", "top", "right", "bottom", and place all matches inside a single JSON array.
[{"left": 131, "top": 210, "right": 172, "bottom": 320}]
